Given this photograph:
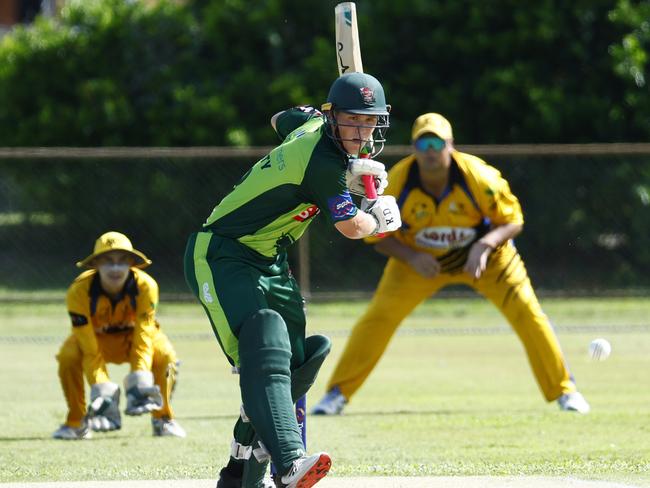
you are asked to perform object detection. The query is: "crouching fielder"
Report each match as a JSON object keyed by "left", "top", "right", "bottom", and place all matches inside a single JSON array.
[
  {"left": 313, "top": 113, "right": 590, "bottom": 416},
  {"left": 53, "top": 231, "right": 185, "bottom": 440},
  {"left": 184, "top": 73, "right": 400, "bottom": 488}
]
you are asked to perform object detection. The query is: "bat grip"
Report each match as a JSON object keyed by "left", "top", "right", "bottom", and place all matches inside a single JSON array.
[
  {"left": 361, "top": 174, "right": 377, "bottom": 199},
  {"left": 358, "top": 151, "right": 377, "bottom": 200},
  {"left": 358, "top": 153, "right": 384, "bottom": 237}
]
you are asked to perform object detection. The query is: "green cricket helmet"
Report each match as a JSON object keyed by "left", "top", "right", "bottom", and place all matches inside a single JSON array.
[
  {"left": 321, "top": 72, "right": 391, "bottom": 156},
  {"left": 325, "top": 72, "right": 391, "bottom": 115}
]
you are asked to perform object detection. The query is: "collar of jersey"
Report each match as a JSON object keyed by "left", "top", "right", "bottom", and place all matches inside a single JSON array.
[{"left": 89, "top": 271, "right": 138, "bottom": 315}]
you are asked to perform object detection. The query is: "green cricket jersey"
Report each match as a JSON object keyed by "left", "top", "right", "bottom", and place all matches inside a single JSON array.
[{"left": 203, "top": 107, "right": 357, "bottom": 258}]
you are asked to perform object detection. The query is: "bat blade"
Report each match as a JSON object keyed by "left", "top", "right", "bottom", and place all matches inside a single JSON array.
[
  {"left": 335, "top": 2, "right": 363, "bottom": 75},
  {"left": 334, "top": 3, "right": 377, "bottom": 201}
]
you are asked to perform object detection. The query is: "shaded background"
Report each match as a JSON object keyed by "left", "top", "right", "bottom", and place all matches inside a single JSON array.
[{"left": 1, "top": 0, "right": 650, "bottom": 297}]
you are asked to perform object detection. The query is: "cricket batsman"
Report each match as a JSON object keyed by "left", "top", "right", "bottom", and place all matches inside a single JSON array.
[
  {"left": 184, "top": 72, "right": 401, "bottom": 488},
  {"left": 53, "top": 231, "right": 185, "bottom": 440},
  {"left": 312, "top": 113, "right": 590, "bottom": 416}
]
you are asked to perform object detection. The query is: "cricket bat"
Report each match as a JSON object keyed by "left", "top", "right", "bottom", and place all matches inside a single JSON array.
[{"left": 334, "top": 2, "right": 378, "bottom": 200}]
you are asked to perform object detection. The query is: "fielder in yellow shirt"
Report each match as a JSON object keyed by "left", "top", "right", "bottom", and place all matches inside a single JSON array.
[
  {"left": 312, "top": 113, "right": 590, "bottom": 415},
  {"left": 52, "top": 231, "right": 186, "bottom": 439}
]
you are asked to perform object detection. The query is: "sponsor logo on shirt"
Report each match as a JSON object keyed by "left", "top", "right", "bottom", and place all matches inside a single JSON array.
[
  {"left": 327, "top": 193, "right": 356, "bottom": 221},
  {"left": 293, "top": 205, "right": 320, "bottom": 222},
  {"left": 276, "top": 149, "right": 286, "bottom": 171},
  {"left": 415, "top": 226, "right": 477, "bottom": 250}
]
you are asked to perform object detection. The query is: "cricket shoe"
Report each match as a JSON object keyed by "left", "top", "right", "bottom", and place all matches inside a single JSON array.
[
  {"left": 311, "top": 387, "right": 346, "bottom": 415},
  {"left": 52, "top": 424, "right": 92, "bottom": 440},
  {"left": 276, "top": 452, "right": 331, "bottom": 488},
  {"left": 152, "top": 417, "right": 187, "bottom": 437},
  {"left": 557, "top": 391, "right": 590, "bottom": 414}
]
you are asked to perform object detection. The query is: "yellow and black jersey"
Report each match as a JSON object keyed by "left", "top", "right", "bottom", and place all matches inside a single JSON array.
[
  {"left": 368, "top": 151, "right": 524, "bottom": 272},
  {"left": 66, "top": 268, "right": 160, "bottom": 383}
]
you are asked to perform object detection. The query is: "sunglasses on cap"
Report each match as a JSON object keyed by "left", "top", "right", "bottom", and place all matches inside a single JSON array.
[{"left": 414, "top": 136, "right": 446, "bottom": 152}]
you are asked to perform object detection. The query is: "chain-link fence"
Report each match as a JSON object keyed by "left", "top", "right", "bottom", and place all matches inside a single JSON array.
[{"left": 1, "top": 144, "right": 650, "bottom": 301}]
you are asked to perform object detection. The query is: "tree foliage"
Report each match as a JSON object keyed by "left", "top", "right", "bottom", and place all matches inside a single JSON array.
[
  {"left": 0, "top": 0, "right": 649, "bottom": 145},
  {"left": 1, "top": 0, "right": 650, "bottom": 292}
]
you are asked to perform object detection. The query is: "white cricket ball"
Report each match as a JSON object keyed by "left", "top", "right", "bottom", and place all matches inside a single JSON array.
[{"left": 588, "top": 338, "right": 611, "bottom": 361}]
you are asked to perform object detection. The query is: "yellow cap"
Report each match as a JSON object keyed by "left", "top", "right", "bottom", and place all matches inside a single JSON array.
[
  {"left": 76, "top": 231, "right": 152, "bottom": 269},
  {"left": 411, "top": 113, "right": 453, "bottom": 141}
]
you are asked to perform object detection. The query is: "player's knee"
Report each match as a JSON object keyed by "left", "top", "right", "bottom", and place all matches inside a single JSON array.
[
  {"left": 239, "top": 309, "right": 291, "bottom": 375},
  {"left": 304, "top": 334, "right": 331, "bottom": 364},
  {"left": 154, "top": 345, "right": 178, "bottom": 368},
  {"left": 291, "top": 335, "right": 331, "bottom": 400},
  {"left": 239, "top": 309, "right": 290, "bottom": 349}
]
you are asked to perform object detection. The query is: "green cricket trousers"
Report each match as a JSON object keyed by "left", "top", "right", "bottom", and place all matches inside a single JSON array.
[{"left": 184, "top": 231, "right": 308, "bottom": 476}]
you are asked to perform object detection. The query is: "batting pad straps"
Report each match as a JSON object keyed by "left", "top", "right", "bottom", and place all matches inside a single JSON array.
[
  {"left": 230, "top": 439, "right": 253, "bottom": 460},
  {"left": 230, "top": 438, "right": 271, "bottom": 463},
  {"left": 252, "top": 438, "right": 271, "bottom": 463},
  {"left": 240, "top": 404, "right": 250, "bottom": 423}
]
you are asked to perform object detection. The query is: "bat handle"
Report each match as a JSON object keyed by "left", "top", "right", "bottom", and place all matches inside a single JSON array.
[
  {"left": 358, "top": 151, "right": 377, "bottom": 199},
  {"left": 361, "top": 174, "right": 377, "bottom": 199}
]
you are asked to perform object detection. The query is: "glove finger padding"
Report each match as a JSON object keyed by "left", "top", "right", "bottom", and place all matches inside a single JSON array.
[
  {"left": 124, "top": 370, "right": 163, "bottom": 416},
  {"left": 88, "top": 382, "right": 121, "bottom": 431},
  {"left": 348, "top": 157, "right": 386, "bottom": 177},
  {"left": 88, "top": 415, "right": 116, "bottom": 432},
  {"left": 361, "top": 195, "right": 402, "bottom": 234},
  {"left": 346, "top": 158, "right": 388, "bottom": 196}
]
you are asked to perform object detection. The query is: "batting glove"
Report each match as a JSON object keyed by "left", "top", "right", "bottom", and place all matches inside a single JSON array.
[
  {"left": 361, "top": 195, "right": 402, "bottom": 234},
  {"left": 124, "top": 370, "right": 163, "bottom": 416},
  {"left": 87, "top": 381, "right": 121, "bottom": 431},
  {"left": 346, "top": 158, "right": 388, "bottom": 196}
]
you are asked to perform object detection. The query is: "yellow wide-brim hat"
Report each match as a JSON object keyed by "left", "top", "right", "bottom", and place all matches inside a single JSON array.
[
  {"left": 411, "top": 112, "right": 453, "bottom": 141},
  {"left": 76, "top": 231, "right": 152, "bottom": 269}
]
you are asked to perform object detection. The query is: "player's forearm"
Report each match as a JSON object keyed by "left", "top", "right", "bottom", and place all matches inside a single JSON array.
[
  {"left": 334, "top": 211, "right": 378, "bottom": 239},
  {"left": 479, "top": 223, "right": 523, "bottom": 249},
  {"left": 373, "top": 236, "right": 419, "bottom": 262}
]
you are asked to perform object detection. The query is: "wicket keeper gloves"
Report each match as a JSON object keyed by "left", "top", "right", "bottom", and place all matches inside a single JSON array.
[
  {"left": 362, "top": 195, "right": 402, "bottom": 234},
  {"left": 346, "top": 158, "right": 388, "bottom": 196},
  {"left": 124, "top": 370, "right": 163, "bottom": 416},
  {"left": 87, "top": 381, "right": 121, "bottom": 431}
]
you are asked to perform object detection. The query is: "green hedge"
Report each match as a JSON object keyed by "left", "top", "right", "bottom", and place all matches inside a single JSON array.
[
  {"left": 1, "top": 0, "right": 649, "bottom": 146},
  {"left": 1, "top": 0, "right": 650, "bottom": 293}
]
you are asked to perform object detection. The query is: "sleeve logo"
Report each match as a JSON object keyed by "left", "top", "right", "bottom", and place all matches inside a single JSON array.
[
  {"left": 69, "top": 312, "right": 88, "bottom": 327},
  {"left": 327, "top": 193, "right": 356, "bottom": 221}
]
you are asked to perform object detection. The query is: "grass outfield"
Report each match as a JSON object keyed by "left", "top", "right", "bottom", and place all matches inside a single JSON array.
[{"left": 0, "top": 297, "right": 649, "bottom": 485}]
